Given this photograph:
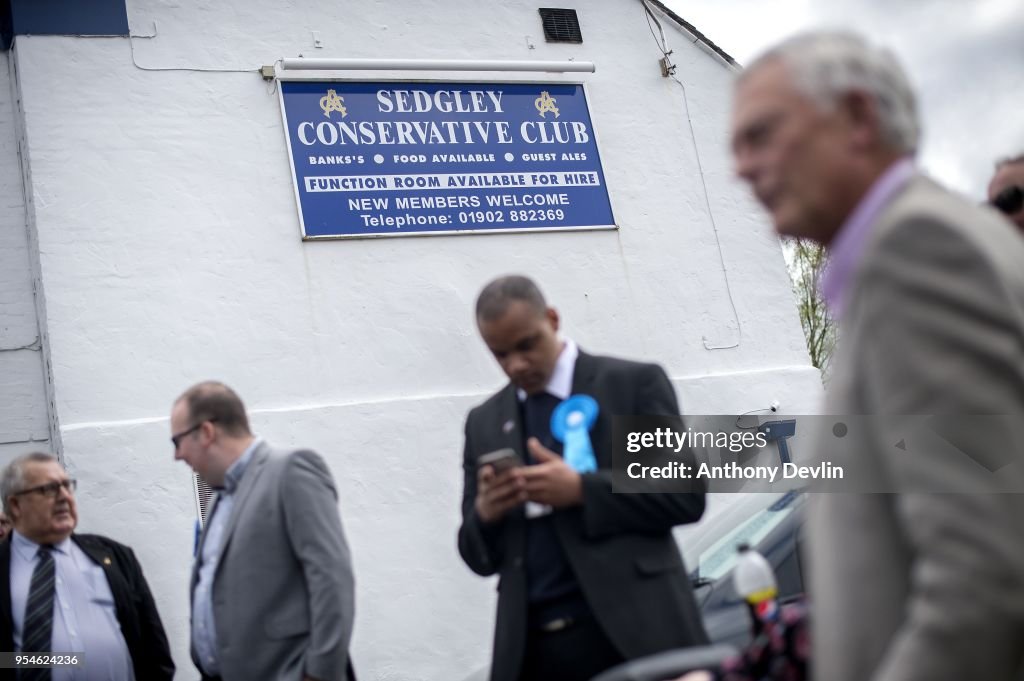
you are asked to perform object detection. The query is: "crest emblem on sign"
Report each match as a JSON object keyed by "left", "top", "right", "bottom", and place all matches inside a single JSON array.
[
  {"left": 534, "top": 91, "right": 560, "bottom": 118},
  {"left": 320, "top": 89, "right": 348, "bottom": 118}
]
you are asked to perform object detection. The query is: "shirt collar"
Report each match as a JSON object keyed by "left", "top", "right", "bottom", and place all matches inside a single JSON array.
[
  {"left": 517, "top": 338, "right": 578, "bottom": 402},
  {"left": 820, "top": 157, "right": 916, "bottom": 318},
  {"left": 11, "top": 530, "right": 71, "bottom": 559},
  {"left": 222, "top": 436, "right": 262, "bottom": 494}
]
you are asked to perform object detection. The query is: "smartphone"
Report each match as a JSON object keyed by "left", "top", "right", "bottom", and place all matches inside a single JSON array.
[{"left": 477, "top": 448, "right": 523, "bottom": 474}]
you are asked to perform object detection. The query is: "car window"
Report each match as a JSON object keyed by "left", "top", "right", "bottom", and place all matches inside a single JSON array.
[{"left": 692, "top": 492, "right": 799, "bottom": 582}]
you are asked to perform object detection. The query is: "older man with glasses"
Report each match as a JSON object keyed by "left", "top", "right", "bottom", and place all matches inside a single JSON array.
[
  {"left": 988, "top": 153, "right": 1024, "bottom": 232},
  {"left": 732, "top": 30, "right": 1024, "bottom": 681},
  {"left": 0, "top": 452, "right": 174, "bottom": 681}
]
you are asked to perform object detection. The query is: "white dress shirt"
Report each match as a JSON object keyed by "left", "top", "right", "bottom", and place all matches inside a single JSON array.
[{"left": 517, "top": 338, "right": 578, "bottom": 517}]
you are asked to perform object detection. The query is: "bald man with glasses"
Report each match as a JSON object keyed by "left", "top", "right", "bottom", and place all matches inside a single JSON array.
[{"left": 0, "top": 452, "right": 174, "bottom": 681}]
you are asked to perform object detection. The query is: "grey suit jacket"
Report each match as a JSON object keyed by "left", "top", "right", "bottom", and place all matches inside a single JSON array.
[
  {"left": 809, "top": 175, "right": 1024, "bottom": 681},
  {"left": 190, "top": 442, "right": 356, "bottom": 681}
]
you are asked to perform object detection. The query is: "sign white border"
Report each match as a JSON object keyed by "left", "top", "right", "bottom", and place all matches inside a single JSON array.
[{"left": 275, "top": 76, "right": 619, "bottom": 241}]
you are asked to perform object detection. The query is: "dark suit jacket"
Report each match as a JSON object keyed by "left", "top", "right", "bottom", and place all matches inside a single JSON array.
[
  {"left": 458, "top": 350, "right": 709, "bottom": 681},
  {"left": 0, "top": 533, "right": 175, "bottom": 681}
]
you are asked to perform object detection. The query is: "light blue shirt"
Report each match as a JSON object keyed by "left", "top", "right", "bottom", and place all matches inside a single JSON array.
[
  {"left": 10, "top": 531, "right": 135, "bottom": 681},
  {"left": 191, "top": 437, "right": 260, "bottom": 676}
]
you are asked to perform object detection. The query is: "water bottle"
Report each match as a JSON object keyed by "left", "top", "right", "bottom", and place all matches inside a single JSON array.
[{"left": 733, "top": 543, "right": 779, "bottom": 632}]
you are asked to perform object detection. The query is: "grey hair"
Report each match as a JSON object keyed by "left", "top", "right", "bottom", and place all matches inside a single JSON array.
[
  {"left": 475, "top": 275, "right": 548, "bottom": 323},
  {"left": 744, "top": 31, "right": 920, "bottom": 154},
  {"left": 1, "top": 452, "right": 59, "bottom": 516}
]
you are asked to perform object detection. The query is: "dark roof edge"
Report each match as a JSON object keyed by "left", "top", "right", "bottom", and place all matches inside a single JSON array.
[{"left": 644, "top": 0, "right": 740, "bottom": 69}]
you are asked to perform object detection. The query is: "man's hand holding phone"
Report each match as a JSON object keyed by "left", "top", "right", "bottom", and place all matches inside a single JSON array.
[{"left": 475, "top": 448, "right": 526, "bottom": 524}]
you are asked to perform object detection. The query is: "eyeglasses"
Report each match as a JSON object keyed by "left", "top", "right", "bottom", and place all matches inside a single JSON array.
[
  {"left": 991, "top": 185, "right": 1023, "bottom": 216},
  {"left": 14, "top": 479, "right": 77, "bottom": 499},
  {"left": 171, "top": 419, "right": 216, "bottom": 449}
]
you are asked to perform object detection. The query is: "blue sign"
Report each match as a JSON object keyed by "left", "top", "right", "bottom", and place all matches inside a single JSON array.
[{"left": 278, "top": 81, "right": 616, "bottom": 239}]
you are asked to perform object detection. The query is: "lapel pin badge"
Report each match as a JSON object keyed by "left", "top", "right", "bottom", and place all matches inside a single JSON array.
[
  {"left": 502, "top": 419, "right": 515, "bottom": 434},
  {"left": 103, "top": 557, "right": 112, "bottom": 565}
]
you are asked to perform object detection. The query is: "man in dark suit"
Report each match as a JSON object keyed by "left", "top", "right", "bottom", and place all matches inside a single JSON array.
[
  {"left": 458, "top": 275, "right": 708, "bottom": 681},
  {"left": 0, "top": 451, "right": 174, "bottom": 681}
]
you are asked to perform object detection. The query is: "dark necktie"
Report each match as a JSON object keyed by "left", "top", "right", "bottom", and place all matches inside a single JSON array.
[
  {"left": 21, "top": 545, "right": 55, "bottom": 681},
  {"left": 523, "top": 392, "right": 563, "bottom": 460}
]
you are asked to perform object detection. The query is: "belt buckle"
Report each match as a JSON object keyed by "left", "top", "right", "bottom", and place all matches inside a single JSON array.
[{"left": 541, "top": 616, "right": 574, "bottom": 633}]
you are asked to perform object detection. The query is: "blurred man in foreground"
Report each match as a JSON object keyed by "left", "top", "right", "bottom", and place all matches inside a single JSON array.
[{"left": 731, "top": 31, "right": 1024, "bottom": 681}]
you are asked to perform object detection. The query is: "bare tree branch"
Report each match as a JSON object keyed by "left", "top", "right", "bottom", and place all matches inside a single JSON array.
[{"left": 785, "top": 238, "right": 837, "bottom": 382}]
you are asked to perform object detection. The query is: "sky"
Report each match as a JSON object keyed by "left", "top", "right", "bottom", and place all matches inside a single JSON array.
[{"left": 662, "top": 0, "right": 1024, "bottom": 199}]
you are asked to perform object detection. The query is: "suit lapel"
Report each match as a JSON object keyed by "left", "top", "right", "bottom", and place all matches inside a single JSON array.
[
  {"left": 493, "top": 384, "right": 530, "bottom": 534},
  {"left": 73, "top": 535, "right": 131, "bottom": 629},
  {"left": 571, "top": 349, "right": 596, "bottom": 396},
  {"left": 845, "top": 173, "right": 924, "bottom": 311},
  {"left": 569, "top": 350, "right": 612, "bottom": 467},
  {"left": 496, "top": 383, "right": 528, "bottom": 465},
  {"left": 216, "top": 441, "right": 271, "bottom": 562}
]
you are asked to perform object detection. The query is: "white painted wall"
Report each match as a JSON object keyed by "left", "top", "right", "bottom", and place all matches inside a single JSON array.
[
  {"left": 0, "top": 50, "right": 50, "bottom": 464},
  {"left": 5, "top": 1, "right": 823, "bottom": 678}
]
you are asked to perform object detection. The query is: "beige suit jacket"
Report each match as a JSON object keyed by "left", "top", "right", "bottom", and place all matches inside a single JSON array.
[{"left": 809, "top": 175, "right": 1024, "bottom": 681}]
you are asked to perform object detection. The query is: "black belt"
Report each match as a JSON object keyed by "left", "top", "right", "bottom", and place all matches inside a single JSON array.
[{"left": 529, "top": 592, "right": 592, "bottom": 633}]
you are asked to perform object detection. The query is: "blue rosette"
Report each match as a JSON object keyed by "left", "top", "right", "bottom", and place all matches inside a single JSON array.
[{"left": 551, "top": 394, "right": 599, "bottom": 473}]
